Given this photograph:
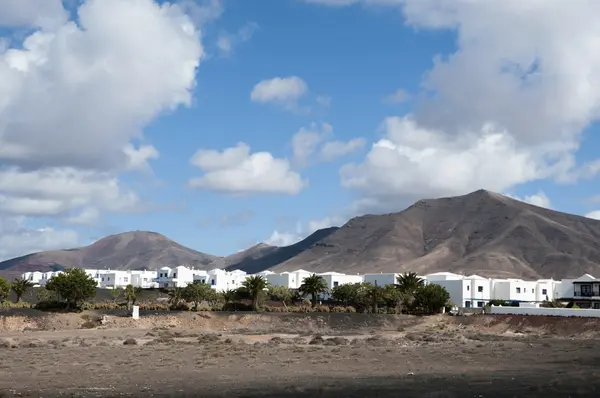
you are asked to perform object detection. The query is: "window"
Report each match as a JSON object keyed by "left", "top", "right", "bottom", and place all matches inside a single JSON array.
[
  {"left": 173, "top": 273, "right": 177, "bottom": 278},
  {"left": 107, "top": 277, "right": 110, "bottom": 281},
  {"left": 211, "top": 279, "right": 215, "bottom": 286},
  {"left": 594, "top": 303, "right": 600, "bottom": 310},
  {"left": 477, "top": 286, "right": 483, "bottom": 293},
  {"left": 465, "top": 301, "right": 471, "bottom": 308},
  {"left": 143, "top": 278, "right": 147, "bottom": 282},
  {"left": 542, "top": 289, "right": 547, "bottom": 295},
  {"left": 123, "top": 277, "right": 128, "bottom": 282},
  {"left": 202, "top": 279, "right": 205, "bottom": 284},
  {"left": 532, "top": 288, "right": 535, "bottom": 293},
  {"left": 467, "top": 285, "right": 470, "bottom": 291},
  {"left": 516, "top": 287, "right": 521, "bottom": 294},
  {"left": 333, "top": 281, "right": 339, "bottom": 287},
  {"left": 102, "top": 277, "right": 105, "bottom": 282},
  {"left": 477, "top": 301, "right": 484, "bottom": 308},
  {"left": 159, "top": 273, "right": 163, "bottom": 278},
  {"left": 232, "top": 280, "right": 234, "bottom": 284}
]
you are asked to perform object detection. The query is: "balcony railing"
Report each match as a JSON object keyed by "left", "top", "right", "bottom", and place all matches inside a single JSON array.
[{"left": 574, "top": 292, "right": 595, "bottom": 297}]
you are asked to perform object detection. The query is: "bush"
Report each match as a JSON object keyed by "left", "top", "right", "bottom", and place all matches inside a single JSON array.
[
  {"left": 35, "top": 300, "right": 68, "bottom": 311},
  {"left": 221, "top": 302, "right": 253, "bottom": 312},
  {"left": 0, "top": 300, "right": 32, "bottom": 309}
]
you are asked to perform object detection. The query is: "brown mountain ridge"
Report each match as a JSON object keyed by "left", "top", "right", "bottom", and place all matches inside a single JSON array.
[{"left": 2, "top": 189, "right": 600, "bottom": 280}]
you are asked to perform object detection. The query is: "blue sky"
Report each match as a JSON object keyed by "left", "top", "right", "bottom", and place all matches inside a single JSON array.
[{"left": 2, "top": 0, "right": 600, "bottom": 260}]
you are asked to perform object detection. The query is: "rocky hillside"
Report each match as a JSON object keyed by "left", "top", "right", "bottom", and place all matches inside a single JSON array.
[
  {"left": 0, "top": 231, "right": 221, "bottom": 280},
  {"left": 231, "top": 190, "right": 600, "bottom": 279}
]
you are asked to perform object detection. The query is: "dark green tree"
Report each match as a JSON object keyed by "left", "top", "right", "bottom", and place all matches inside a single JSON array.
[
  {"left": 331, "top": 283, "right": 360, "bottom": 306},
  {"left": 413, "top": 284, "right": 450, "bottom": 315},
  {"left": 124, "top": 284, "right": 142, "bottom": 310},
  {"left": 299, "top": 274, "right": 328, "bottom": 307},
  {"left": 11, "top": 278, "right": 34, "bottom": 303},
  {"left": 241, "top": 276, "right": 269, "bottom": 311},
  {"left": 182, "top": 282, "right": 213, "bottom": 311},
  {"left": 0, "top": 277, "right": 10, "bottom": 303},
  {"left": 45, "top": 268, "right": 97, "bottom": 309}
]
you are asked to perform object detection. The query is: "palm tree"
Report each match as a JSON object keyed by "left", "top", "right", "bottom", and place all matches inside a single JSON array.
[
  {"left": 11, "top": 278, "right": 34, "bottom": 303},
  {"left": 241, "top": 276, "right": 268, "bottom": 311},
  {"left": 299, "top": 274, "right": 328, "bottom": 307},
  {"left": 396, "top": 272, "right": 424, "bottom": 312},
  {"left": 396, "top": 272, "right": 423, "bottom": 294},
  {"left": 168, "top": 287, "right": 184, "bottom": 308}
]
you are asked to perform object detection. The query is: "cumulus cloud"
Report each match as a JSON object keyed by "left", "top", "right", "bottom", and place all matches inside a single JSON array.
[
  {"left": 0, "top": 216, "right": 79, "bottom": 261},
  {"left": 585, "top": 211, "right": 600, "bottom": 220},
  {"left": 0, "top": 0, "right": 68, "bottom": 29},
  {"left": 250, "top": 76, "right": 308, "bottom": 111},
  {"left": 291, "top": 123, "right": 365, "bottom": 166},
  {"left": 265, "top": 215, "right": 344, "bottom": 247},
  {"left": 0, "top": 0, "right": 204, "bottom": 258},
  {"left": 504, "top": 191, "right": 552, "bottom": 209},
  {"left": 331, "top": 0, "right": 600, "bottom": 210},
  {"left": 189, "top": 143, "right": 307, "bottom": 195}
]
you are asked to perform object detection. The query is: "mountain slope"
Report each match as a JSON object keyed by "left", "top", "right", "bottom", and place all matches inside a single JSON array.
[
  {"left": 265, "top": 190, "right": 600, "bottom": 279},
  {"left": 0, "top": 231, "right": 221, "bottom": 279},
  {"left": 224, "top": 227, "right": 339, "bottom": 274}
]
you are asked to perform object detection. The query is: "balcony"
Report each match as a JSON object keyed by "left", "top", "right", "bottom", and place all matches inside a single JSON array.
[{"left": 574, "top": 292, "right": 594, "bottom": 297}]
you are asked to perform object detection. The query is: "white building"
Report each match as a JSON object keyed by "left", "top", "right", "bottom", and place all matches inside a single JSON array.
[
  {"left": 264, "top": 269, "right": 312, "bottom": 289},
  {"left": 363, "top": 273, "right": 399, "bottom": 287}
]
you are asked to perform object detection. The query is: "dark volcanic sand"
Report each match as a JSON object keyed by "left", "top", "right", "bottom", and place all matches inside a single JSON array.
[{"left": 1, "top": 330, "right": 599, "bottom": 397}]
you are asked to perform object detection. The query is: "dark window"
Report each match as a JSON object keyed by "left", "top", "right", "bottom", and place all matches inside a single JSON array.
[
  {"left": 477, "top": 286, "right": 483, "bottom": 292},
  {"left": 542, "top": 289, "right": 547, "bottom": 295},
  {"left": 202, "top": 279, "right": 205, "bottom": 284},
  {"left": 465, "top": 301, "right": 471, "bottom": 308},
  {"left": 173, "top": 273, "right": 177, "bottom": 278},
  {"left": 516, "top": 287, "right": 521, "bottom": 294},
  {"left": 467, "top": 285, "right": 470, "bottom": 291},
  {"left": 211, "top": 279, "right": 215, "bottom": 286},
  {"left": 333, "top": 281, "right": 339, "bottom": 287},
  {"left": 477, "top": 301, "right": 484, "bottom": 308}
]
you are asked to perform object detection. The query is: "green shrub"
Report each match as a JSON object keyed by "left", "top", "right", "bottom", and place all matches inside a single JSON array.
[
  {"left": 0, "top": 300, "right": 32, "bottom": 309},
  {"left": 35, "top": 300, "right": 67, "bottom": 311}
]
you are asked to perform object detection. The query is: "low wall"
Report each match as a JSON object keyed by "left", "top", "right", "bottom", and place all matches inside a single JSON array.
[{"left": 489, "top": 305, "right": 600, "bottom": 318}]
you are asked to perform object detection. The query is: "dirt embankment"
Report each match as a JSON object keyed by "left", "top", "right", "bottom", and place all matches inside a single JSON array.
[{"left": 3, "top": 310, "right": 600, "bottom": 339}]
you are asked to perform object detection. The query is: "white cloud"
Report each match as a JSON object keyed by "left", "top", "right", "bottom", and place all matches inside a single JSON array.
[
  {"left": 383, "top": 88, "right": 410, "bottom": 104},
  {"left": 0, "top": 0, "right": 204, "bottom": 259},
  {"left": 0, "top": 216, "right": 79, "bottom": 261},
  {"left": 504, "top": 191, "right": 552, "bottom": 209},
  {"left": 0, "top": 0, "right": 68, "bottom": 29},
  {"left": 216, "top": 22, "right": 259, "bottom": 56},
  {"left": 585, "top": 211, "right": 600, "bottom": 220},
  {"left": 291, "top": 123, "right": 364, "bottom": 166},
  {"left": 331, "top": 0, "right": 600, "bottom": 210},
  {"left": 265, "top": 215, "right": 344, "bottom": 247},
  {"left": 189, "top": 143, "right": 307, "bottom": 195},
  {"left": 250, "top": 76, "right": 308, "bottom": 111}
]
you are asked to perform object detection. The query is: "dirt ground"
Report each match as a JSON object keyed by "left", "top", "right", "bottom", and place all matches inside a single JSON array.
[{"left": 1, "top": 311, "right": 600, "bottom": 397}]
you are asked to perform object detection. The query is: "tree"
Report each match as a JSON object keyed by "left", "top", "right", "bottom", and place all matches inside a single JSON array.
[
  {"left": 268, "top": 285, "right": 293, "bottom": 310},
  {"left": 299, "top": 274, "right": 328, "bottom": 307},
  {"left": 109, "top": 287, "right": 122, "bottom": 303},
  {"left": 0, "top": 277, "right": 10, "bottom": 303},
  {"left": 331, "top": 283, "right": 360, "bottom": 306},
  {"left": 241, "top": 276, "right": 269, "bottom": 311},
  {"left": 396, "top": 272, "right": 424, "bottom": 311},
  {"left": 124, "top": 285, "right": 142, "bottom": 310},
  {"left": 396, "top": 272, "right": 423, "bottom": 294},
  {"left": 221, "top": 289, "right": 237, "bottom": 305},
  {"left": 11, "top": 278, "right": 34, "bottom": 303},
  {"left": 363, "top": 283, "right": 386, "bottom": 313},
  {"left": 45, "top": 268, "right": 97, "bottom": 309},
  {"left": 168, "top": 287, "right": 184, "bottom": 308},
  {"left": 413, "top": 284, "right": 450, "bottom": 315},
  {"left": 182, "top": 282, "right": 213, "bottom": 310}
]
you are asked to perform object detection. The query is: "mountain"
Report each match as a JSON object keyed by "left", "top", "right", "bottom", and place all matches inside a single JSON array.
[
  {"left": 4, "top": 189, "right": 600, "bottom": 281},
  {"left": 232, "top": 190, "right": 600, "bottom": 279},
  {"left": 0, "top": 231, "right": 221, "bottom": 280},
  {"left": 224, "top": 227, "right": 339, "bottom": 274}
]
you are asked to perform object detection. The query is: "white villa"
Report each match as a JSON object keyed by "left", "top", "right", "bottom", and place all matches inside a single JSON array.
[{"left": 20, "top": 267, "right": 592, "bottom": 307}]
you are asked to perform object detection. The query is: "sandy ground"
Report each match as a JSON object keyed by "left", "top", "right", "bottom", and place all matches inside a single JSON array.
[{"left": 1, "top": 311, "right": 600, "bottom": 397}]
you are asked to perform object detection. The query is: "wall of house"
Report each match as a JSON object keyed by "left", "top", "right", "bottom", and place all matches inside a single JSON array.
[
  {"left": 489, "top": 305, "right": 600, "bottom": 318},
  {"left": 430, "top": 280, "right": 466, "bottom": 308},
  {"left": 467, "top": 279, "right": 491, "bottom": 307},
  {"left": 363, "top": 274, "right": 397, "bottom": 287}
]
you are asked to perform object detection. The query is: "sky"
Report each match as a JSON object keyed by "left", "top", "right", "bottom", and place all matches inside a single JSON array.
[{"left": 2, "top": 0, "right": 600, "bottom": 260}]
